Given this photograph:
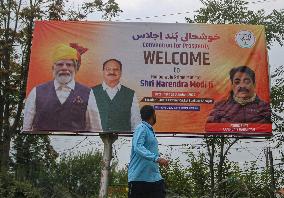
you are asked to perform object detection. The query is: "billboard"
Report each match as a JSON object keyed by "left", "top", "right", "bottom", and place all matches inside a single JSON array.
[{"left": 23, "top": 21, "right": 272, "bottom": 135}]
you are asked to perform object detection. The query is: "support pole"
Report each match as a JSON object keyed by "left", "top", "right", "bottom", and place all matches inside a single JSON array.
[
  {"left": 268, "top": 147, "right": 276, "bottom": 192},
  {"left": 99, "top": 133, "right": 118, "bottom": 198}
]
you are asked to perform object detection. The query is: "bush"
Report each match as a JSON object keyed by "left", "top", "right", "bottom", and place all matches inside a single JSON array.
[{"left": 0, "top": 173, "right": 41, "bottom": 198}]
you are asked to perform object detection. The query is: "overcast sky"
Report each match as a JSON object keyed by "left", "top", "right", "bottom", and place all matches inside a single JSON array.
[
  {"left": 51, "top": 0, "right": 284, "bottom": 169},
  {"left": 115, "top": 0, "right": 284, "bottom": 68},
  {"left": 68, "top": 0, "right": 284, "bottom": 69}
]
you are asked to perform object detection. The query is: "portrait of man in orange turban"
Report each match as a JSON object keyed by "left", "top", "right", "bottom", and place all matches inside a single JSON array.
[{"left": 23, "top": 43, "right": 102, "bottom": 133}]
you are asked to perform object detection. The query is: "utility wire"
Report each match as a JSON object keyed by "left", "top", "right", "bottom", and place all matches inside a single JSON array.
[
  {"left": 113, "top": 0, "right": 279, "bottom": 22},
  {"left": 115, "top": 11, "right": 191, "bottom": 22},
  {"left": 59, "top": 137, "right": 89, "bottom": 154},
  {"left": 249, "top": 0, "right": 278, "bottom": 4}
]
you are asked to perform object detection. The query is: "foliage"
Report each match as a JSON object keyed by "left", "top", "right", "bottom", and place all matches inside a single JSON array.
[
  {"left": 187, "top": 152, "right": 210, "bottom": 197},
  {"left": 108, "top": 164, "right": 128, "bottom": 197},
  {"left": 50, "top": 151, "right": 128, "bottom": 198},
  {"left": 271, "top": 64, "right": 284, "bottom": 184},
  {"left": 0, "top": 0, "right": 123, "bottom": 172},
  {"left": 0, "top": 1, "right": 123, "bottom": 196},
  {"left": 0, "top": 172, "right": 41, "bottom": 198},
  {"left": 218, "top": 161, "right": 272, "bottom": 198},
  {"left": 110, "top": 165, "right": 128, "bottom": 185},
  {"left": 108, "top": 165, "right": 128, "bottom": 198},
  {"left": 160, "top": 152, "right": 210, "bottom": 198},
  {"left": 12, "top": 135, "right": 58, "bottom": 182},
  {"left": 160, "top": 156, "right": 280, "bottom": 198},
  {"left": 185, "top": 1, "right": 284, "bottom": 196},
  {"left": 185, "top": 0, "right": 284, "bottom": 48},
  {"left": 271, "top": 65, "right": 284, "bottom": 141},
  {"left": 161, "top": 158, "right": 193, "bottom": 197},
  {"left": 5, "top": 150, "right": 128, "bottom": 198},
  {"left": 54, "top": 151, "right": 103, "bottom": 198}
]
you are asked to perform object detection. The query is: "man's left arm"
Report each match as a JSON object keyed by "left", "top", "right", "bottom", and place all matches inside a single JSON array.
[
  {"left": 85, "top": 91, "right": 102, "bottom": 132},
  {"left": 130, "top": 93, "right": 142, "bottom": 131}
]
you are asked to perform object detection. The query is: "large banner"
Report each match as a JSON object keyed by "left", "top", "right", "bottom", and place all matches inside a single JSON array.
[{"left": 23, "top": 21, "right": 272, "bottom": 135}]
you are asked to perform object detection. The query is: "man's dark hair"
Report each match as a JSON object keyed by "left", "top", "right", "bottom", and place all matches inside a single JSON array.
[
  {"left": 103, "top": 58, "right": 122, "bottom": 70},
  {"left": 140, "top": 105, "right": 155, "bottom": 121},
  {"left": 229, "top": 66, "right": 255, "bottom": 84}
]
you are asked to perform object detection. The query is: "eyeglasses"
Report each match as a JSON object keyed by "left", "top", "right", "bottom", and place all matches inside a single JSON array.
[{"left": 104, "top": 67, "right": 121, "bottom": 72}]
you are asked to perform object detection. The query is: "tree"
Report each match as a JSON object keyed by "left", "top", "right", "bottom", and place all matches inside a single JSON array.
[
  {"left": 12, "top": 135, "right": 58, "bottom": 182},
  {"left": 2, "top": 149, "right": 129, "bottom": 198},
  {"left": 271, "top": 65, "right": 284, "bottom": 165},
  {"left": 271, "top": 65, "right": 284, "bottom": 196},
  {"left": 186, "top": 0, "right": 284, "bottom": 48},
  {"left": 0, "top": 0, "right": 122, "bottom": 173},
  {"left": 0, "top": 172, "right": 41, "bottom": 198},
  {"left": 161, "top": 157, "right": 194, "bottom": 197},
  {"left": 161, "top": 151, "right": 279, "bottom": 198},
  {"left": 204, "top": 137, "right": 239, "bottom": 197},
  {"left": 185, "top": 0, "right": 284, "bottom": 197},
  {"left": 54, "top": 151, "right": 103, "bottom": 197},
  {"left": 0, "top": 1, "right": 122, "bottom": 196}
]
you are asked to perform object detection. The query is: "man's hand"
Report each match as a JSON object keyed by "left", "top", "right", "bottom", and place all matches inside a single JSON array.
[{"left": 157, "top": 157, "right": 169, "bottom": 167}]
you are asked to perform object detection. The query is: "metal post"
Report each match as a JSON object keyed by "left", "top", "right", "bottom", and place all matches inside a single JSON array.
[
  {"left": 99, "top": 133, "right": 118, "bottom": 198},
  {"left": 268, "top": 147, "right": 276, "bottom": 192}
]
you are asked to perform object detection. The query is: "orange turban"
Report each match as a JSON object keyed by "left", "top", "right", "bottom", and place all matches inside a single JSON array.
[
  {"left": 52, "top": 43, "right": 88, "bottom": 70},
  {"left": 52, "top": 44, "right": 79, "bottom": 63}
]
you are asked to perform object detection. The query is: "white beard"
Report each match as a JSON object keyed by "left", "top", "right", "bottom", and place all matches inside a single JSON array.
[{"left": 55, "top": 73, "right": 73, "bottom": 84}]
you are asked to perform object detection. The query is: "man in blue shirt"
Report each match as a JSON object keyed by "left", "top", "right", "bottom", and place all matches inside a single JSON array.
[{"left": 128, "top": 105, "right": 169, "bottom": 198}]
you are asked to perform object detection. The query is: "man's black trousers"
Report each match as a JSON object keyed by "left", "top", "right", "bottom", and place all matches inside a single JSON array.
[{"left": 128, "top": 179, "right": 166, "bottom": 198}]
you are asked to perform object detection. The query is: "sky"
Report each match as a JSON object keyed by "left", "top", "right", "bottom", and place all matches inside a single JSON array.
[
  {"left": 50, "top": 0, "right": 284, "bottom": 169},
  {"left": 112, "top": 0, "right": 284, "bottom": 69}
]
